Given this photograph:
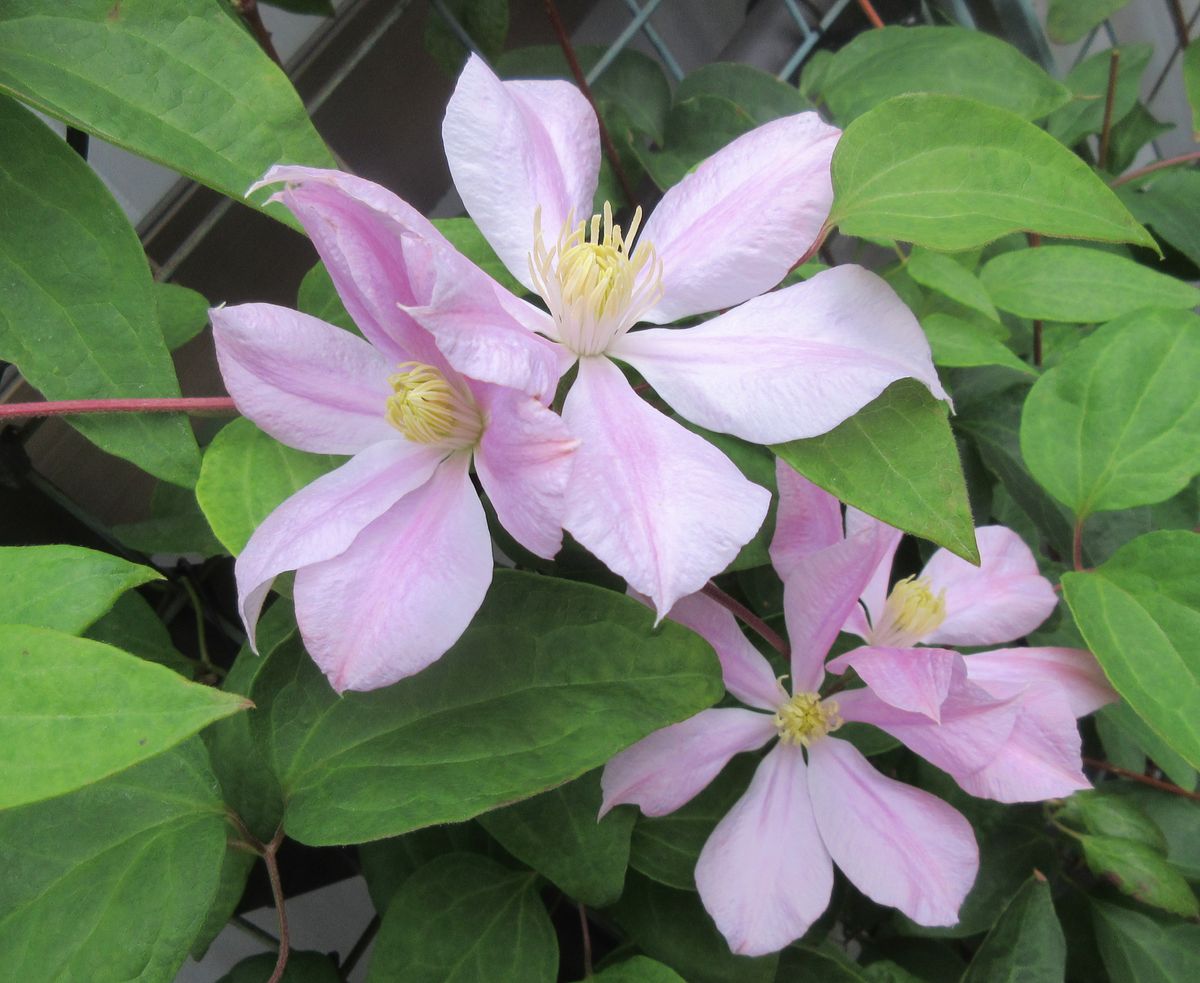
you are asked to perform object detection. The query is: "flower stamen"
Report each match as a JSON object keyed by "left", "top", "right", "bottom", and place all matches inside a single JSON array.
[
  {"left": 774, "top": 692, "right": 842, "bottom": 747},
  {"left": 385, "top": 362, "right": 483, "bottom": 449},
  {"left": 868, "top": 576, "right": 947, "bottom": 648}
]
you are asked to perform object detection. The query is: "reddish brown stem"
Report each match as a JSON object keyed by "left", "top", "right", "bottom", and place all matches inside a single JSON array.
[
  {"left": 701, "top": 581, "right": 790, "bottom": 658},
  {"left": 263, "top": 828, "right": 290, "bottom": 983},
  {"left": 1026, "top": 233, "right": 1043, "bottom": 367},
  {"left": 1098, "top": 49, "right": 1121, "bottom": 172},
  {"left": 1072, "top": 516, "right": 1086, "bottom": 572},
  {"left": 235, "top": 0, "right": 284, "bottom": 68},
  {"left": 578, "top": 903, "right": 593, "bottom": 978},
  {"left": 1167, "top": 0, "right": 1191, "bottom": 47},
  {"left": 0, "top": 396, "right": 237, "bottom": 422},
  {"left": 856, "top": 0, "right": 886, "bottom": 28},
  {"left": 542, "top": 0, "right": 638, "bottom": 207},
  {"left": 1110, "top": 149, "right": 1200, "bottom": 187},
  {"left": 1084, "top": 757, "right": 1200, "bottom": 801}
]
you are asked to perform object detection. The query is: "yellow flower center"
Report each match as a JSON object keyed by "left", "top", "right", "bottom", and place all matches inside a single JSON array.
[
  {"left": 384, "top": 362, "right": 482, "bottom": 448},
  {"left": 529, "top": 201, "right": 663, "bottom": 356},
  {"left": 774, "top": 692, "right": 842, "bottom": 747},
  {"left": 869, "top": 576, "right": 947, "bottom": 648}
]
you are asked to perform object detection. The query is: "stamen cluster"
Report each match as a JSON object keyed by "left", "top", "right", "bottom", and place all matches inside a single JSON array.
[
  {"left": 868, "top": 576, "right": 947, "bottom": 648},
  {"left": 385, "top": 362, "right": 483, "bottom": 449},
  {"left": 774, "top": 692, "right": 842, "bottom": 747}
]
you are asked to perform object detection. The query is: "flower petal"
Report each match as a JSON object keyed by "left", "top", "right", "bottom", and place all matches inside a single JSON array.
[
  {"left": 562, "top": 356, "right": 770, "bottom": 617},
  {"left": 965, "top": 646, "right": 1117, "bottom": 718},
  {"left": 826, "top": 646, "right": 967, "bottom": 721},
  {"left": 612, "top": 267, "right": 948, "bottom": 443},
  {"left": 632, "top": 590, "right": 787, "bottom": 711},
  {"left": 808, "top": 738, "right": 977, "bottom": 927},
  {"left": 920, "top": 526, "right": 1059, "bottom": 647},
  {"left": 211, "top": 303, "right": 397, "bottom": 454},
  {"left": 638, "top": 113, "right": 840, "bottom": 323},
  {"left": 600, "top": 708, "right": 777, "bottom": 818},
  {"left": 236, "top": 440, "right": 445, "bottom": 648},
  {"left": 443, "top": 54, "right": 600, "bottom": 291},
  {"left": 473, "top": 384, "right": 579, "bottom": 560},
  {"left": 293, "top": 453, "right": 492, "bottom": 692},
  {"left": 843, "top": 507, "right": 904, "bottom": 640},
  {"left": 695, "top": 744, "right": 833, "bottom": 957},
  {"left": 770, "top": 460, "right": 844, "bottom": 580}
]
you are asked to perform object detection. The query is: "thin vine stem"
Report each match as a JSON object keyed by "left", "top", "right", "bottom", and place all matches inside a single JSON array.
[
  {"left": 0, "top": 396, "right": 237, "bottom": 421},
  {"left": 1110, "top": 149, "right": 1200, "bottom": 187},
  {"left": 700, "top": 582, "right": 790, "bottom": 658},
  {"left": 856, "top": 0, "right": 886, "bottom": 29},
  {"left": 1072, "top": 516, "right": 1086, "bottom": 572},
  {"left": 1084, "top": 757, "right": 1200, "bottom": 801},
  {"left": 578, "top": 903, "right": 594, "bottom": 978},
  {"left": 1097, "top": 49, "right": 1121, "bottom": 172},
  {"left": 263, "top": 828, "right": 290, "bottom": 983},
  {"left": 234, "top": 0, "right": 284, "bottom": 67}
]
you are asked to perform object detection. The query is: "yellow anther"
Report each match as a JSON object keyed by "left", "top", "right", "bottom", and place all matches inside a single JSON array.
[
  {"left": 774, "top": 692, "right": 842, "bottom": 747},
  {"left": 870, "top": 576, "right": 947, "bottom": 648},
  {"left": 384, "top": 362, "right": 481, "bottom": 448}
]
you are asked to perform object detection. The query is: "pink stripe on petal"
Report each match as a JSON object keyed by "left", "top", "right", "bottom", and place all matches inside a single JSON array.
[
  {"left": 613, "top": 267, "right": 948, "bottom": 444},
  {"left": 826, "top": 646, "right": 967, "bottom": 721},
  {"left": 770, "top": 460, "right": 844, "bottom": 579},
  {"left": 965, "top": 646, "right": 1117, "bottom": 718},
  {"left": 443, "top": 55, "right": 600, "bottom": 292},
  {"left": 294, "top": 453, "right": 493, "bottom": 693},
  {"left": 695, "top": 744, "right": 833, "bottom": 957},
  {"left": 808, "top": 738, "right": 977, "bottom": 928},
  {"left": 921, "top": 526, "right": 1059, "bottom": 647},
  {"left": 600, "top": 707, "right": 776, "bottom": 818},
  {"left": 562, "top": 357, "right": 770, "bottom": 618},
  {"left": 211, "top": 303, "right": 397, "bottom": 454},
  {"left": 639, "top": 113, "right": 841, "bottom": 324}
]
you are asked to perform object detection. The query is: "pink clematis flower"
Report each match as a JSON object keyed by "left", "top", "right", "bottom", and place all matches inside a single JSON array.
[
  {"left": 254, "top": 54, "right": 948, "bottom": 619},
  {"left": 210, "top": 271, "right": 577, "bottom": 693},
  {"left": 601, "top": 465, "right": 1116, "bottom": 955}
]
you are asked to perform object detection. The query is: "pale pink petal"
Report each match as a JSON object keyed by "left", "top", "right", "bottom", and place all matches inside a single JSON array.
[
  {"left": 236, "top": 440, "right": 445, "bottom": 648},
  {"left": 443, "top": 54, "right": 600, "bottom": 291},
  {"left": 293, "top": 453, "right": 492, "bottom": 692},
  {"left": 826, "top": 646, "right": 967, "bottom": 721},
  {"left": 921, "top": 526, "right": 1058, "bottom": 646},
  {"left": 843, "top": 507, "right": 904, "bottom": 640},
  {"left": 808, "top": 738, "right": 977, "bottom": 927},
  {"left": 632, "top": 590, "right": 787, "bottom": 711},
  {"left": 473, "top": 384, "right": 578, "bottom": 560},
  {"left": 965, "top": 647, "right": 1117, "bottom": 718},
  {"left": 562, "top": 357, "right": 770, "bottom": 617},
  {"left": 769, "top": 460, "right": 844, "bottom": 580},
  {"left": 837, "top": 685, "right": 1020, "bottom": 780},
  {"left": 211, "top": 303, "right": 396, "bottom": 454},
  {"left": 600, "top": 708, "right": 777, "bottom": 818},
  {"left": 638, "top": 113, "right": 840, "bottom": 323},
  {"left": 695, "top": 744, "right": 833, "bottom": 957},
  {"left": 612, "top": 267, "right": 948, "bottom": 444}
]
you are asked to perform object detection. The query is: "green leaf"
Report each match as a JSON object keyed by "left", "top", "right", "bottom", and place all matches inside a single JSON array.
[
  {"left": 0, "top": 624, "right": 248, "bottom": 809},
  {"left": 1047, "top": 45, "right": 1153, "bottom": 149},
  {"left": 432, "top": 216, "right": 525, "bottom": 296},
  {"left": 773, "top": 379, "right": 979, "bottom": 564},
  {"left": 1106, "top": 784, "right": 1200, "bottom": 881},
  {"left": 0, "top": 96, "right": 200, "bottom": 485},
  {"left": 675, "top": 62, "right": 809, "bottom": 125},
  {"left": 297, "top": 260, "right": 357, "bottom": 335},
  {"left": 1060, "top": 789, "right": 1168, "bottom": 851},
  {"left": 85, "top": 590, "right": 195, "bottom": 678},
  {"left": 590, "top": 956, "right": 687, "bottom": 983},
  {"left": 478, "top": 769, "right": 635, "bottom": 906},
  {"left": 1021, "top": 309, "right": 1200, "bottom": 515},
  {"left": 1186, "top": 43, "right": 1200, "bottom": 138},
  {"left": 778, "top": 944, "right": 869, "bottom": 980},
  {"left": 251, "top": 571, "right": 722, "bottom": 845},
  {"left": 830, "top": 93, "right": 1156, "bottom": 252},
  {"left": 0, "top": 0, "right": 335, "bottom": 223},
  {"left": 191, "top": 846, "right": 255, "bottom": 960},
  {"left": 155, "top": 281, "right": 209, "bottom": 351},
  {"left": 961, "top": 877, "right": 1065, "bottom": 983},
  {"left": 633, "top": 94, "right": 755, "bottom": 191},
  {"left": 112, "top": 480, "right": 227, "bottom": 556},
  {"left": 1106, "top": 103, "right": 1174, "bottom": 177},
  {"left": 906, "top": 248, "right": 999, "bottom": 321},
  {"left": 821, "top": 26, "right": 1069, "bottom": 124},
  {"left": 424, "top": 0, "right": 508, "bottom": 74},
  {"left": 980, "top": 245, "right": 1200, "bottom": 322},
  {"left": 218, "top": 951, "right": 341, "bottom": 983},
  {"left": 1092, "top": 900, "right": 1200, "bottom": 983},
  {"left": 367, "top": 853, "right": 556, "bottom": 983},
  {"left": 0, "top": 544, "right": 159, "bottom": 633},
  {"left": 1096, "top": 701, "right": 1197, "bottom": 791},
  {"left": 196, "top": 417, "right": 344, "bottom": 554},
  {"left": 1047, "top": 0, "right": 1129, "bottom": 44},
  {"left": 1063, "top": 530, "right": 1200, "bottom": 769},
  {"left": 0, "top": 740, "right": 229, "bottom": 983},
  {"left": 1117, "top": 170, "right": 1200, "bottom": 268},
  {"left": 359, "top": 822, "right": 494, "bottom": 912},
  {"left": 1080, "top": 835, "right": 1200, "bottom": 917},
  {"left": 921, "top": 313, "right": 1033, "bottom": 375}
]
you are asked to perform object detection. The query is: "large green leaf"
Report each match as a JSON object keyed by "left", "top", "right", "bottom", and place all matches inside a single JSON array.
[
  {"left": 675, "top": 62, "right": 809, "bottom": 125},
  {"left": 0, "top": 96, "right": 200, "bottom": 485},
  {"left": 1047, "top": 0, "right": 1129, "bottom": 44},
  {"left": 366, "top": 854, "right": 556, "bottom": 983},
  {"left": 773, "top": 379, "right": 978, "bottom": 564},
  {"left": 829, "top": 94, "right": 1155, "bottom": 252},
  {"left": 1117, "top": 169, "right": 1200, "bottom": 267},
  {"left": 196, "top": 417, "right": 344, "bottom": 554},
  {"left": 1079, "top": 835, "right": 1199, "bottom": 917},
  {"left": 0, "top": 544, "right": 159, "bottom": 633},
  {"left": 478, "top": 769, "right": 635, "bottom": 906},
  {"left": 590, "top": 957, "right": 687, "bottom": 983},
  {"left": 633, "top": 94, "right": 754, "bottom": 192},
  {"left": 424, "top": 0, "right": 508, "bottom": 75},
  {"left": 358, "top": 823, "right": 495, "bottom": 913},
  {"left": 1092, "top": 901, "right": 1200, "bottom": 983},
  {"left": 250, "top": 571, "right": 722, "bottom": 845},
  {"left": 980, "top": 245, "right": 1200, "bottom": 322},
  {"left": 1186, "top": 43, "right": 1200, "bottom": 138},
  {"left": 0, "top": 740, "right": 229, "bottom": 983},
  {"left": 0, "top": 624, "right": 248, "bottom": 809},
  {"left": 1047, "top": 45, "right": 1153, "bottom": 150},
  {"left": 0, "top": 0, "right": 335, "bottom": 222},
  {"left": 1021, "top": 309, "right": 1200, "bottom": 516},
  {"left": 961, "top": 877, "right": 1065, "bottom": 983},
  {"left": 821, "top": 26, "right": 1069, "bottom": 124},
  {"left": 1063, "top": 530, "right": 1200, "bottom": 769},
  {"left": 85, "top": 590, "right": 195, "bottom": 678}
]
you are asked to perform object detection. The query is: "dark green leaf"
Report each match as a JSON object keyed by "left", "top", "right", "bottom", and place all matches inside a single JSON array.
[
  {"left": 1117, "top": 169, "right": 1200, "bottom": 267},
  {"left": 1081, "top": 835, "right": 1199, "bottom": 917},
  {"left": 1047, "top": 0, "right": 1129, "bottom": 45},
  {"left": 1047, "top": 45, "right": 1153, "bottom": 149},
  {"left": 359, "top": 822, "right": 494, "bottom": 913},
  {"left": 633, "top": 94, "right": 755, "bottom": 191},
  {"left": 1106, "top": 103, "right": 1174, "bottom": 177},
  {"left": 1092, "top": 900, "right": 1200, "bottom": 982},
  {"left": 1186, "top": 42, "right": 1200, "bottom": 138},
  {"left": 777, "top": 943, "right": 868, "bottom": 980},
  {"left": 85, "top": 590, "right": 194, "bottom": 678},
  {"left": 191, "top": 847, "right": 255, "bottom": 960},
  {"left": 113, "top": 480, "right": 226, "bottom": 556},
  {"left": 297, "top": 261, "right": 357, "bottom": 334},
  {"left": 1106, "top": 784, "right": 1200, "bottom": 881},
  {"left": 1096, "top": 701, "right": 1197, "bottom": 791},
  {"left": 676, "top": 62, "right": 809, "bottom": 125},
  {"left": 961, "top": 877, "right": 1065, "bottom": 983},
  {"left": 155, "top": 281, "right": 209, "bottom": 351},
  {"left": 590, "top": 956, "right": 687, "bottom": 982},
  {"left": 1059, "top": 789, "right": 1168, "bottom": 851},
  {"left": 218, "top": 951, "right": 341, "bottom": 983},
  {"left": 424, "top": 0, "right": 508, "bottom": 75}
]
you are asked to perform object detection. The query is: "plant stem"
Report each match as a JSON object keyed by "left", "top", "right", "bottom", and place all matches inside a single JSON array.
[
  {"left": 263, "top": 828, "right": 290, "bottom": 983},
  {"left": 1167, "top": 0, "right": 1191, "bottom": 47},
  {"left": 542, "top": 0, "right": 638, "bottom": 207},
  {"left": 1110, "top": 149, "right": 1200, "bottom": 187},
  {"left": 180, "top": 576, "right": 225, "bottom": 680},
  {"left": 856, "top": 0, "right": 886, "bottom": 28},
  {"left": 1026, "top": 233, "right": 1043, "bottom": 367},
  {"left": 0, "top": 396, "right": 237, "bottom": 421},
  {"left": 235, "top": 0, "right": 284, "bottom": 68},
  {"left": 578, "top": 903, "right": 593, "bottom": 978},
  {"left": 1097, "top": 49, "right": 1121, "bottom": 172},
  {"left": 700, "top": 582, "right": 790, "bottom": 658},
  {"left": 1084, "top": 757, "right": 1200, "bottom": 801},
  {"left": 1072, "top": 516, "right": 1086, "bottom": 572}
]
